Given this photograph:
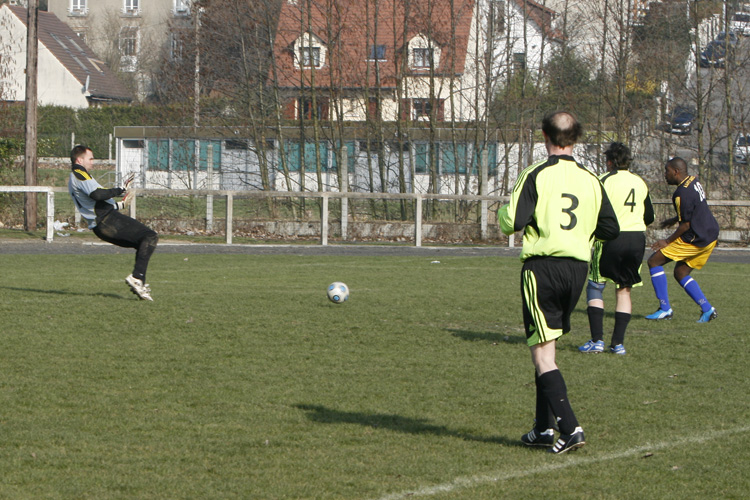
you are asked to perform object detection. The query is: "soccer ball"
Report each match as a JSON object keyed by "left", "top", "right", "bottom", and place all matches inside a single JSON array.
[{"left": 327, "top": 282, "right": 349, "bottom": 304}]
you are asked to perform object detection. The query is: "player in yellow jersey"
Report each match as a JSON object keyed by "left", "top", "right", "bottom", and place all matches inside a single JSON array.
[
  {"left": 498, "top": 112, "right": 619, "bottom": 454},
  {"left": 579, "top": 142, "right": 654, "bottom": 355}
]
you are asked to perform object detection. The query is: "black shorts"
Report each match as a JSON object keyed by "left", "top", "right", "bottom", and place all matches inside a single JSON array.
[
  {"left": 520, "top": 257, "right": 588, "bottom": 346},
  {"left": 592, "top": 231, "right": 646, "bottom": 287},
  {"left": 93, "top": 209, "right": 156, "bottom": 249}
]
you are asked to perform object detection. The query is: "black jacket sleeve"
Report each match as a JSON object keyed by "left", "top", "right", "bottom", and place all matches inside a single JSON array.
[
  {"left": 594, "top": 187, "right": 620, "bottom": 241},
  {"left": 89, "top": 187, "right": 124, "bottom": 201},
  {"left": 643, "top": 193, "right": 655, "bottom": 226}
]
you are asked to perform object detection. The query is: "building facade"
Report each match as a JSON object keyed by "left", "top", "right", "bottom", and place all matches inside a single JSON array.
[
  {"left": 47, "top": 0, "right": 191, "bottom": 99},
  {"left": 272, "top": 0, "right": 561, "bottom": 124},
  {"left": 0, "top": 4, "right": 131, "bottom": 107}
]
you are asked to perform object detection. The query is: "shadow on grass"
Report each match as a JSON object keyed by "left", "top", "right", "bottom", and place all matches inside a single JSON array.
[
  {"left": 448, "top": 328, "right": 526, "bottom": 345},
  {"left": 294, "top": 404, "right": 520, "bottom": 447},
  {"left": 0, "top": 286, "right": 124, "bottom": 300}
]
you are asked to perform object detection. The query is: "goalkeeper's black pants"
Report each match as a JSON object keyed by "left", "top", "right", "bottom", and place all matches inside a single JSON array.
[{"left": 94, "top": 209, "right": 158, "bottom": 282}]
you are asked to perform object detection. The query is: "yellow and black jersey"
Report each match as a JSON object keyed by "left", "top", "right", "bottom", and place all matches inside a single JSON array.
[
  {"left": 599, "top": 169, "right": 654, "bottom": 232},
  {"left": 498, "top": 155, "right": 620, "bottom": 262}
]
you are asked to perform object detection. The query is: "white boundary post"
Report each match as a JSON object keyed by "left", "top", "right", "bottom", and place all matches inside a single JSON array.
[
  {"left": 129, "top": 189, "right": 137, "bottom": 218},
  {"left": 321, "top": 194, "right": 329, "bottom": 246},
  {"left": 206, "top": 143, "right": 214, "bottom": 232},
  {"left": 415, "top": 195, "right": 422, "bottom": 247},
  {"left": 225, "top": 193, "right": 233, "bottom": 244},
  {"left": 206, "top": 194, "right": 214, "bottom": 232},
  {"left": 340, "top": 144, "right": 348, "bottom": 241},
  {"left": 46, "top": 191, "right": 54, "bottom": 242},
  {"left": 480, "top": 148, "right": 488, "bottom": 240}
]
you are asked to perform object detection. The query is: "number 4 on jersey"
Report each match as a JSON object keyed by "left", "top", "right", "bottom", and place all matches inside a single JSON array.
[{"left": 624, "top": 188, "right": 636, "bottom": 212}]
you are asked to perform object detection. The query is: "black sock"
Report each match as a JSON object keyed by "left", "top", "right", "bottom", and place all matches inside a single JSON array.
[
  {"left": 538, "top": 369, "right": 579, "bottom": 435},
  {"left": 534, "top": 372, "right": 555, "bottom": 431},
  {"left": 611, "top": 312, "right": 631, "bottom": 347},
  {"left": 587, "top": 306, "right": 604, "bottom": 342}
]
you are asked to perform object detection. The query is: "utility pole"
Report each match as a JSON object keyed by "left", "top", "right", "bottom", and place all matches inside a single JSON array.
[
  {"left": 24, "top": 0, "right": 39, "bottom": 232},
  {"left": 194, "top": 6, "right": 201, "bottom": 128}
]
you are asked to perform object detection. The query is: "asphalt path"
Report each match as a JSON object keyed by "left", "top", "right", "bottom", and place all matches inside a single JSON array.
[{"left": 1, "top": 238, "right": 749, "bottom": 263}]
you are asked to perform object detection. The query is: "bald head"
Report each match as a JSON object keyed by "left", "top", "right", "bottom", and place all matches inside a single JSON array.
[{"left": 542, "top": 111, "right": 583, "bottom": 148}]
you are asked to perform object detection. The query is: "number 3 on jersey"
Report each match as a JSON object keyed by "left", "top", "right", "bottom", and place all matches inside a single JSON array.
[{"left": 560, "top": 193, "right": 578, "bottom": 230}]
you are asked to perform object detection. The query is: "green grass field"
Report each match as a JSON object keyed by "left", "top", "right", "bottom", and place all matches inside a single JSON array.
[{"left": 0, "top": 251, "right": 748, "bottom": 499}]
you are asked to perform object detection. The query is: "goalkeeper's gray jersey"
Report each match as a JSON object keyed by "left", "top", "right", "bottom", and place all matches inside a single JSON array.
[{"left": 68, "top": 166, "right": 116, "bottom": 228}]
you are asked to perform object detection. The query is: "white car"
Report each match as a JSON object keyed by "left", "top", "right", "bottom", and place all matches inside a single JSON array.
[
  {"left": 731, "top": 12, "right": 750, "bottom": 36},
  {"left": 734, "top": 133, "right": 750, "bottom": 164}
]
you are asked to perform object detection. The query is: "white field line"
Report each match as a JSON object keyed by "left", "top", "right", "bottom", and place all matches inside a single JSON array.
[{"left": 376, "top": 425, "right": 750, "bottom": 500}]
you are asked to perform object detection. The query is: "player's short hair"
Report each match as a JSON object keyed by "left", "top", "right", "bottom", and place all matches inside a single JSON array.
[
  {"left": 604, "top": 142, "right": 632, "bottom": 170},
  {"left": 541, "top": 111, "right": 582, "bottom": 148},
  {"left": 70, "top": 145, "right": 91, "bottom": 166},
  {"left": 666, "top": 156, "right": 688, "bottom": 174}
]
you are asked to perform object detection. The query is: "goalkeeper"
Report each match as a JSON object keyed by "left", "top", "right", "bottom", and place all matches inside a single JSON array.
[{"left": 68, "top": 145, "right": 158, "bottom": 301}]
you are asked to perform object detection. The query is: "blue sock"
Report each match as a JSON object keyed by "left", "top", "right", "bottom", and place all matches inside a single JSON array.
[
  {"left": 650, "top": 266, "right": 671, "bottom": 311},
  {"left": 680, "top": 276, "right": 712, "bottom": 312}
]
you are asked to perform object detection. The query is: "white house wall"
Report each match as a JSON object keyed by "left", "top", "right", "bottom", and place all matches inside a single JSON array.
[
  {"left": 489, "top": 0, "right": 555, "bottom": 84},
  {"left": 38, "top": 42, "right": 90, "bottom": 107},
  {"left": 542, "top": 0, "right": 635, "bottom": 76},
  {"left": 0, "top": 7, "right": 25, "bottom": 101},
  {"left": 0, "top": 6, "right": 89, "bottom": 107}
]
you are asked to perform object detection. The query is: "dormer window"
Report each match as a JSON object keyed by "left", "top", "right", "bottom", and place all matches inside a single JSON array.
[
  {"left": 408, "top": 35, "right": 440, "bottom": 70},
  {"left": 413, "top": 48, "right": 433, "bottom": 68},
  {"left": 293, "top": 33, "right": 326, "bottom": 69},
  {"left": 368, "top": 44, "right": 386, "bottom": 61},
  {"left": 300, "top": 47, "right": 321, "bottom": 68}
]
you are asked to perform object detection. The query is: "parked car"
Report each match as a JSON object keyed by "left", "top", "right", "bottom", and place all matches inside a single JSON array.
[
  {"left": 700, "top": 41, "right": 729, "bottom": 67},
  {"left": 664, "top": 106, "right": 696, "bottom": 135},
  {"left": 734, "top": 133, "right": 750, "bottom": 164},
  {"left": 730, "top": 12, "right": 750, "bottom": 36},
  {"left": 699, "top": 32, "right": 738, "bottom": 68},
  {"left": 717, "top": 31, "right": 740, "bottom": 44}
]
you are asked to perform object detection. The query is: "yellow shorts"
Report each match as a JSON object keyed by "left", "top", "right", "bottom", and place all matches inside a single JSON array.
[{"left": 661, "top": 239, "right": 717, "bottom": 270}]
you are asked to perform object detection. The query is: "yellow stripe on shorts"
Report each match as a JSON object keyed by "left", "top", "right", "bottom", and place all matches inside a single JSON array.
[{"left": 522, "top": 269, "right": 563, "bottom": 346}]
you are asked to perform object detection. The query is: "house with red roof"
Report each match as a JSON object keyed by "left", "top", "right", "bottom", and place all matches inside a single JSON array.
[{"left": 272, "top": 0, "right": 561, "bottom": 123}]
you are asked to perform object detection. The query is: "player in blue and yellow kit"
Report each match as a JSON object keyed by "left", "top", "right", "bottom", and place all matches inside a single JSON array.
[
  {"left": 579, "top": 142, "right": 654, "bottom": 355},
  {"left": 498, "top": 112, "right": 619, "bottom": 454},
  {"left": 646, "top": 157, "right": 719, "bottom": 322}
]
